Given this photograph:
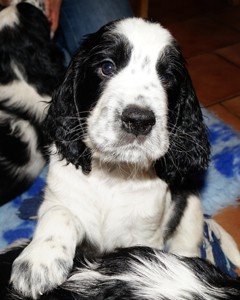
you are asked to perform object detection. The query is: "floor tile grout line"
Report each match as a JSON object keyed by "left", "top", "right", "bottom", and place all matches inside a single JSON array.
[
  {"left": 221, "top": 94, "right": 240, "bottom": 104},
  {"left": 211, "top": 16, "right": 240, "bottom": 34},
  {"left": 213, "top": 51, "right": 240, "bottom": 70},
  {"left": 184, "top": 42, "right": 240, "bottom": 61},
  {"left": 204, "top": 92, "right": 240, "bottom": 108},
  {"left": 219, "top": 103, "right": 240, "bottom": 120},
  {"left": 213, "top": 41, "right": 240, "bottom": 52}
]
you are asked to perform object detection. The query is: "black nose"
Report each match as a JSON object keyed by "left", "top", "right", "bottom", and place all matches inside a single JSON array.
[{"left": 121, "top": 106, "right": 156, "bottom": 136}]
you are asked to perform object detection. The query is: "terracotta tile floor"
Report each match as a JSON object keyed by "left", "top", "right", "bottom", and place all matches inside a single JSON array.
[{"left": 147, "top": 0, "right": 240, "bottom": 268}]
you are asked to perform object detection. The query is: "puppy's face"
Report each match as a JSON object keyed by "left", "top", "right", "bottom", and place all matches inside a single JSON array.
[
  {"left": 83, "top": 19, "right": 175, "bottom": 168},
  {"left": 47, "top": 18, "right": 210, "bottom": 181}
]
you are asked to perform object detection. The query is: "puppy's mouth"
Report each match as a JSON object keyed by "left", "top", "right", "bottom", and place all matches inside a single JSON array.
[{"left": 118, "top": 132, "right": 147, "bottom": 146}]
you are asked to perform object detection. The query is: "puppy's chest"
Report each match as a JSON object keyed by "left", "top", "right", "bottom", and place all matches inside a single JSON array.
[{"left": 58, "top": 165, "right": 170, "bottom": 250}]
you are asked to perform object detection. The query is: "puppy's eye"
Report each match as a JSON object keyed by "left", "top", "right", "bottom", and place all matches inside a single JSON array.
[
  {"left": 161, "top": 74, "right": 171, "bottom": 84},
  {"left": 101, "top": 62, "right": 115, "bottom": 77}
]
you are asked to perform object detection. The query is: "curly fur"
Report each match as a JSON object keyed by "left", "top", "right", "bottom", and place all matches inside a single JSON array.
[
  {"left": 10, "top": 18, "right": 214, "bottom": 299},
  {"left": 0, "top": 0, "right": 65, "bottom": 204}
]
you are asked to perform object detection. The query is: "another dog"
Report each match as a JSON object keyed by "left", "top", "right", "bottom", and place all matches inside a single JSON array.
[
  {"left": 1, "top": 241, "right": 240, "bottom": 299},
  {"left": 10, "top": 17, "right": 232, "bottom": 298},
  {"left": 0, "top": 0, "right": 65, "bottom": 204}
]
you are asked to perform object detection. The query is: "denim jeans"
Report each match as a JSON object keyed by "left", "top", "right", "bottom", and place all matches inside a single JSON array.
[{"left": 55, "top": 0, "right": 133, "bottom": 66}]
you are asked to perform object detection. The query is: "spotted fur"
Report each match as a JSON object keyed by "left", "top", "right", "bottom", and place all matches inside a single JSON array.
[{"left": 10, "top": 18, "right": 213, "bottom": 298}]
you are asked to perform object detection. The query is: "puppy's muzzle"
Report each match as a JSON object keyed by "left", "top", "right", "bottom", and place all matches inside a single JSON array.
[{"left": 121, "top": 105, "right": 156, "bottom": 136}]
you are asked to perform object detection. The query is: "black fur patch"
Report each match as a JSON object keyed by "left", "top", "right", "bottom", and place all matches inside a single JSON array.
[{"left": 154, "top": 42, "right": 210, "bottom": 184}]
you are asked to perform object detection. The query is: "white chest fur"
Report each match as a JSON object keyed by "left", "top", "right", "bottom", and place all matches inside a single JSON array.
[{"left": 42, "top": 153, "right": 171, "bottom": 252}]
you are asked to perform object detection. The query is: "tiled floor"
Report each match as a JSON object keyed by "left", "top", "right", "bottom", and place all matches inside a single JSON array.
[{"left": 140, "top": 0, "right": 240, "bottom": 269}]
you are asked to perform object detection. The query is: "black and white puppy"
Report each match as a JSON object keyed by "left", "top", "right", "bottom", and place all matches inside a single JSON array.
[
  {"left": 10, "top": 17, "right": 218, "bottom": 298},
  {"left": 0, "top": 0, "right": 65, "bottom": 204},
  {"left": 2, "top": 241, "right": 240, "bottom": 299}
]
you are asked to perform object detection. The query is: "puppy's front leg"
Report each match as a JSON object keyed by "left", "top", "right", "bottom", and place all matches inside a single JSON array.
[
  {"left": 166, "top": 194, "right": 204, "bottom": 257},
  {"left": 10, "top": 205, "right": 80, "bottom": 299}
]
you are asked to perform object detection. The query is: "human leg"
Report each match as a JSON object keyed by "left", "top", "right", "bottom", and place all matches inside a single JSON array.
[{"left": 55, "top": 0, "right": 133, "bottom": 65}]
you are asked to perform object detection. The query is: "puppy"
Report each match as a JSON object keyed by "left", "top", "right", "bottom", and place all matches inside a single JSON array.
[
  {"left": 10, "top": 17, "right": 214, "bottom": 298},
  {"left": 0, "top": 0, "right": 65, "bottom": 204},
  {"left": 2, "top": 241, "right": 240, "bottom": 299}
]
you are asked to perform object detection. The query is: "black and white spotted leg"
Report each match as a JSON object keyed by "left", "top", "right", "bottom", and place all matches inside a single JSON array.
[{"left": 10, "top": 206, "right": 80, "bottom": 299}]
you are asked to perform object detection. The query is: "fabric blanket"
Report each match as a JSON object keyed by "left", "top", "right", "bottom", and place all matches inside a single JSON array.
[
  {"left": 200, "top": 108, "right": 240, "bottom": 215},
  {"left": 0, "top": 108, "right": 240, "bottom": 276}
]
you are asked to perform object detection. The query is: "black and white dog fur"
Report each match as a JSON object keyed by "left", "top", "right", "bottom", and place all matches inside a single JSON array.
[
  {"left": 0, "top": 0, "right": 65, "bottom": 204},
  {"left": 9, "top": 17, "right": 240, "bottom": 298},
  {"left": 1, "top": 240, "right": 240, "bottom": 299}
]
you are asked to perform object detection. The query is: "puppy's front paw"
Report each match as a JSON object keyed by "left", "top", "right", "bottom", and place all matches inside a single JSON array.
[{"left": 10, "top": 241, "right": 73, "bottom": 299}]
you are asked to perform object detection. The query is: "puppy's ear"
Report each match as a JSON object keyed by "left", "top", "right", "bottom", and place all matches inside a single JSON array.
[
  {"left": 44, "top": 53, "right": 92, "bottom": 173},
  {"left": 155, "top": 49, "right": 211, "bottom": 184}
]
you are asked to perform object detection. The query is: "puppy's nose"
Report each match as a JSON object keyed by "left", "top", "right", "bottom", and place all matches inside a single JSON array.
[{"left": 121, "top": 106, "right": 156, "bottom": 136}]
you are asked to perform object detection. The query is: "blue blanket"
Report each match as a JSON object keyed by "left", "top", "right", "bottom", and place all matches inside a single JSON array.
[
  {"left": 200, "top": 108, "right": 240, "bottom": 215},
  {"left": 0, "top": 108, "right": 240, "bottom": 275}
]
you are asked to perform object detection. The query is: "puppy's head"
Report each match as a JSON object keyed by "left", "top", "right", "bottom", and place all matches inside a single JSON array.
[{"left": 45, "top": 18, "right": 210, "bottom": 182}]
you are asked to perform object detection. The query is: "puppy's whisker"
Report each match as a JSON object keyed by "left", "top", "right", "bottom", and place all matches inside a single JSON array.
[
  {"left": 66, "top": 123, "right": 88, "bottom": 135},
  {"left": 168, "top": 123, "right": 209, "bottom": 155}
]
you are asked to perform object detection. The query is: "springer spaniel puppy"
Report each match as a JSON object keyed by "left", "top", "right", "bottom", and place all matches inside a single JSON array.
[
  {"left": 2, "top": 241, "right": 240, "bottom": 299},
  {"left": 10, "top": 17, "right": 215, "bottom": 298},
  {"left": 0, "top": 0, "right": 65, "bottom": 204}
]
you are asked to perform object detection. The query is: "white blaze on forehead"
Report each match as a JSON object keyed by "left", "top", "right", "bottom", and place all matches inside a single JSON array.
[
  {"left": 114, "top": 18, "right": 173, "bottom": 58},
  {"left": 109, "top": 18, "right": 173, "bottom": 91},
  {"left": 102, "top": 18, "right": 171, "bottom": 110}
]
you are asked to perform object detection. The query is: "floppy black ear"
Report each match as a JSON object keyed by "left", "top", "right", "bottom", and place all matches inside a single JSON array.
[
  {"left": 44, "top": 24, "right": 120, "bottom": 173},
  {"left": 44, "top": 51, "right": 92, "bottom": 173},
  {"left": 154, "top": 45, "right": 211, "bottom": 184}
]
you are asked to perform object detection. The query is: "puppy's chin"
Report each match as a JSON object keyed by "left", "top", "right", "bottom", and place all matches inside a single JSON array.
[
  {"left": 95, "top": 158, "right": 153, "bottom": 176},
  {"left": 84, "top": 130, "right": 169, "bottom": 171},
  {"left": 88, "top": 143, "right": 165, "bottom": 172}
]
